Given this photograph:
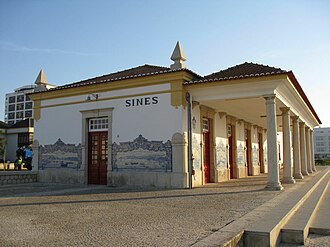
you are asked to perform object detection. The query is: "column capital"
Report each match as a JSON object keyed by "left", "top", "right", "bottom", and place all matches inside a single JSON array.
[
  {"left": 305, "top": 126, "right": 311, "bottom": 132},
  {"left": 218, "top": 112, "right": 226, "bottom": 119},
  {"left": 264, "top": 94, "right": 276, "bottom": 103},
  {"left": 291, "top": 116, "right": 300, "bottom": 122},
  {"left": 280, "top": 107, "right": 290, "bottom": 113},
  {"left": 299, "top": 121, "right": 305, "bottom": 127}
]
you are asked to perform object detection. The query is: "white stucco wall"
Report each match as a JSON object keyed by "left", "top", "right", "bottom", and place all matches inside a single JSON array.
[{"left": 35, "top": 84, "right": 182, "bottom": 145}]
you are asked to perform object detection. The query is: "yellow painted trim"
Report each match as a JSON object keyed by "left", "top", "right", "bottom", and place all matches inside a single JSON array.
[
  {"left": 33, "top": 100, "right": 41, "bottom": 121},
  {"left": 29, "top": 71, "right": 195, "bottom": 101},
  {"left": 184, "top": 74, "right": 287, "bottom": 89},
  {"left": 39, "top": 89, "right": 182, "bottom": 110},
  {"left": 170, "top": 80, "right": 184, "bottom": 108}
]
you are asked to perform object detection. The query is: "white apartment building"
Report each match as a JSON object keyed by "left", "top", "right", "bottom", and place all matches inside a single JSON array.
[
  {"left": 314, "top": 127, "right": 330, "bottom": 160},
  {"left": 4, "top": 70, "right": 56, "bottom": 124}
]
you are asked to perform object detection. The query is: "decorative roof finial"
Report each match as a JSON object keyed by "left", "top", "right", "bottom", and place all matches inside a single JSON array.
[
  {"left": 34, "top": 69, "right": 48, "bottom": 85},
  {"left": 170, "top": 41, "right": 186, "bottom": 70}
]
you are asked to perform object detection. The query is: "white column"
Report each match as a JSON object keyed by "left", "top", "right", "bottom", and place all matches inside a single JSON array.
[
  {"left": 306, "top": 127, "right": 313, "bottom": 173},
  {"left": 264, "top": 95, "right": 283, "bottom": 190},
  {"left": 280, "top": 107, "right": 295, "bottom": 183},
  {"left": 310, "top": 130, "right": 317, "bottom": 172},
  {"left": 292, "top": 116, "right": 303, "bottom": 179},
  {"left": 299, "top": 122, "right": 309, "bottom": 176}
]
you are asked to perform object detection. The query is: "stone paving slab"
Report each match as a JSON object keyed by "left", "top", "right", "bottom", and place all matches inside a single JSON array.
[
  {"left": 281, "top": 172, "right": 329, "bottom": 244},
  {"left": 193, "top": 167, "right": 329, "bottom": 247},
  {"left": 310, "top": 183, "right": 330, "bottom": 236}
]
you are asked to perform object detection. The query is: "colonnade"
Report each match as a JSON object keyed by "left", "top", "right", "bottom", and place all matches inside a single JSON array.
[{"left": 264, "top": 94, "right": 316, "bottom": 190}]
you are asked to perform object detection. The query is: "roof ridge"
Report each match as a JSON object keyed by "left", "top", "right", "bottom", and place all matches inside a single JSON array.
[
  {"left": 60, "top": 64, "right": 171, "bottom": 87},
  {"left": 43, "top": 64, "right": 201, "bottom": 92},
  {"left": 205, "top": 62, "right": 286, "bottom": 78}
]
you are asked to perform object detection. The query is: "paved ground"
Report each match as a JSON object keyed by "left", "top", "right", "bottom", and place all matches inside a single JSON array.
[{"left": 0, "top": 171, "right": 328, "bottom": 246}]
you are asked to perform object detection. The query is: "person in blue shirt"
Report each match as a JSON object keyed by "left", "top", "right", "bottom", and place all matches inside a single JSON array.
[{"left": 24, "top": 146, "right": 33, "bottom": 171}]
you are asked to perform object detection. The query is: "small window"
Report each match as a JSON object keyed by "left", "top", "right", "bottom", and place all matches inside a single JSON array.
[
  {"left": 202, "top": 118, "right": 209, "bottom": 132},
  {"left": 227, "top": 125, "right": 232, "bottom": 137},
  {"left": 16, "top": 112, "right": 23, "bottom": 119},
  {"left": 89, "top": 118, "right": 108, "bottom": 132},
  {"left": 17, "top": 95, "right": 25, "bottom": 102},
  {"left": 8, "top": 113, "right": 15, "bottom": 119},
  {"left": 25, "top": 110, "right": 32, "bottom": 118},
  {"left": 25, "top": 95, "right": 30, "bottom": 101},
  {"left": 9, "top": 96, "right": 15, "bottom": 103},
  {"left": 8, "top": 120, "right": 15, "bottom": 124},
  {"left": 8, "top": 104, "right": 15, "bottom": 111},
  {"left": 25, "top": 102, "right": 33, "bottom": 109},
  {"left": 16, "top": 103, "right": 24, "bottom": 111}
]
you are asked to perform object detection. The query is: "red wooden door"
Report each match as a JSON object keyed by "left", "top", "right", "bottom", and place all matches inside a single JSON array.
[
  {"left": 245, "top": 129, "right": 252, "bottom": 176},
  {"left": 229, "top": 135, "right": 234, "bottom": 179},
  {"left": 258, "top": 133, "right": 264, "bottom": 173},
  {"left": 202, "top": 118, "right": 211, "bottom": 184},
  {"left": 203, "top": 131, "right": 211, "bottom": 183},
  {"left": 88, "top": 131, "right": 108, "bottom": 185}
]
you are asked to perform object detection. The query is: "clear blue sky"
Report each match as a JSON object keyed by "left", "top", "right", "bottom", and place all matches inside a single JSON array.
[{"left": 1, "top": 0, "right": 329, "bottom": 126}]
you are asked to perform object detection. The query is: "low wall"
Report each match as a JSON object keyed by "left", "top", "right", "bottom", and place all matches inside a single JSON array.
[{"left": 0, "top": 171, "right": 38, "bottom": 185}]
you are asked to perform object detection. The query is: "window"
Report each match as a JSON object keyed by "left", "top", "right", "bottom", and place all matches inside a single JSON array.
[
  {"left": 25, "top": 102, "right": 33, "bottom": 109},
  {"left": 227, "top": 125, "right": 232, "bottom": 137},
  {"left": 9, "top": 96, "right": 15, "bottom": 103},
  {"left": 89, "top": 118, "right": 108, "bottom": 132},
  {"left": 25, "top": 110, "right": 32, "bottom": 118},
  {"left": 8, "top": 120, "right": 14, "bottom": 125},
  {"left": 202, "top": 118, "right": 209, "bottom": 132},
  {"left": 25, "top": 95, "right": 30, "bottom": 101},
  {"left": 16, "top": 112, "right": 23, "bottom": 119},
  {"left": 8, "top": 104, "right": 15, "bottom": 111},
  {"left": 8, "top": 113, "right": 15, "bottom": 119},
  {"left": 16, "top": 103, "right": 24, "bottom": 111},
  {"left": 17, "top": 133, "right": 33, "bottom": 147},
  {"left": 17, "top": 95, "right": 25, "bottom": 102}
]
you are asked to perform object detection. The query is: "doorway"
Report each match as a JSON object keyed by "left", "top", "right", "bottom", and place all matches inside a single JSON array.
[
  {"left": 258, "top": 132, "right": 264, "bottom": 173},
  {"left": 88, "top": 131, "right": 108, "bottom": 185},
  {"left": 202, "top": 118, "right": 211, "bottom": 184},
  {"left": 228, "top": 124, "right": 235, "bottom": 179},
  {"left": 245, "top": 129, "right": 252, "bottom": 176}
]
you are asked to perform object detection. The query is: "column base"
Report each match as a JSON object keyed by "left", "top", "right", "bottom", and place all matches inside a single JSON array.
[
  {"left": 307, "top": 169, "right": 313, "bottom": 173},
  {"left": 265, "top": 182, "right": 283, "bottom": 191},
  {"left": 312, "top": 167, "right": 317, "bottom": 172},
  {"left": 302, "top": 171, "right": 309, "bottom": 176},
  {"left": 282, "top": 177, "right": 296, "bottom": 184},
  {"left": 294, "top": 173, "right": 304, "bottom": 179}
]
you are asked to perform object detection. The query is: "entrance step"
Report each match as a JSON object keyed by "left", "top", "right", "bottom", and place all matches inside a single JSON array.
[
  {"left": 244, "top": 168, "right": 329, "bottom": 247},
  {"left": 309, "top": 183, "right": 330, "bottom": 236},
  {"left": 280, "top": 172, "right": 329, "bottom": 245}
]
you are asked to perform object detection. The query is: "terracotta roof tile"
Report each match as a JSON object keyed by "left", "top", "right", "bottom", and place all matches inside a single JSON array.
[
  {"left": 46, "top": 64, "right": 201, "bottom": 92},
  {"left": 185, "top": 62, "right": 287, "bottom": 84}
]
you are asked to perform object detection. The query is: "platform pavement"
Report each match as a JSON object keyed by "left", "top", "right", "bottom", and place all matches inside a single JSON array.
[
  {"left": 192, "top": 166, "right": 330, "bottom": 247},
  {"left": 0, "top": 167, "right": 328, "bottom": 247}
]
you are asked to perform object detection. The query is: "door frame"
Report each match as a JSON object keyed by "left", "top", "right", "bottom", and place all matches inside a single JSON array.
[
  {"left": 258, "top": 130, "right": 265, "bottom": 173},
  {"left": 226, "top": 115, "right": 237, "bottom": 179},
  {"left": 200, "top": 105, "right": 215, "bottom": 184},
  {"left": 80, "top": 108, "right": 113, "bottom": 185},
  {"left": 245, "top": 127, "right": 252, "bottom": 176},
  {"left": 202, "top": 118, "right": 211, "bottom": 184},
  {"left": 88, "top": 131, "right": 108, "bottom": 184}
]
